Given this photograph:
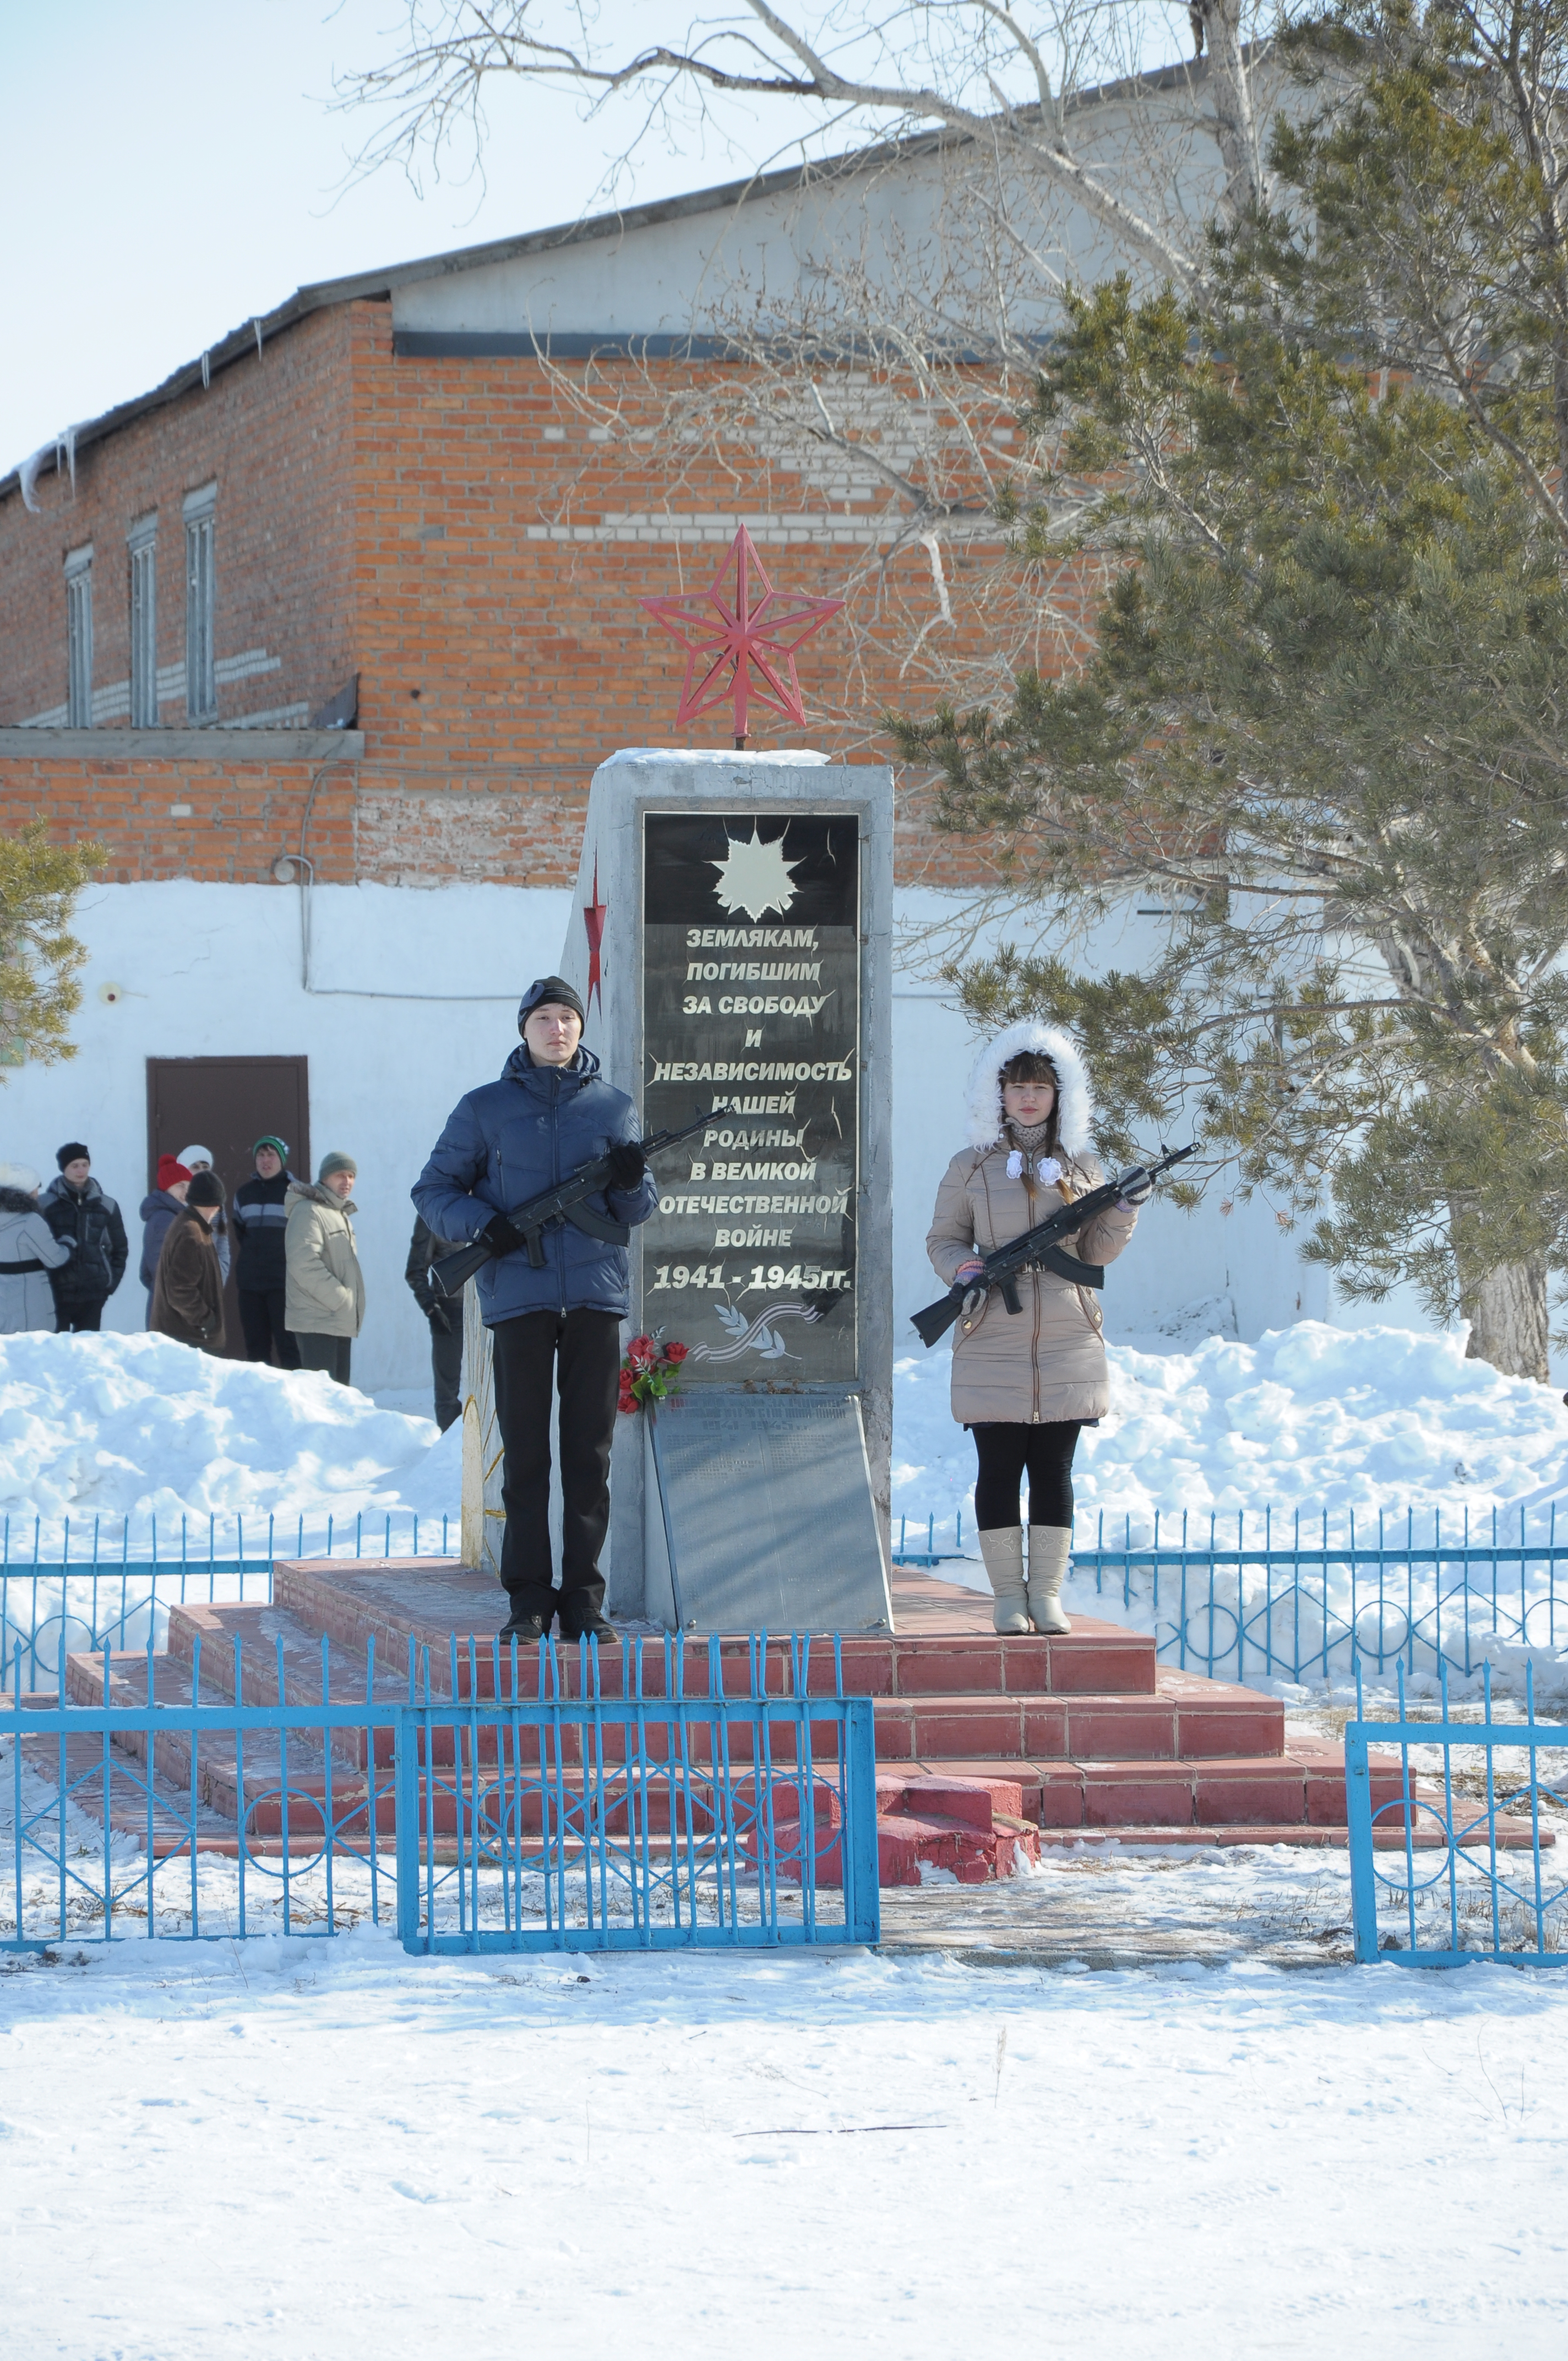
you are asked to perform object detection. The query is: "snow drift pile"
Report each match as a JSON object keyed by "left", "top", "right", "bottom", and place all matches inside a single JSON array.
[
  {"left": 5, "top": 1319, "right": 1568, "bottom": 1562},
  {"left": 0, "top": 1331, "right": 460, "bottom": 1545},
  {"left": 892, "top": 1319, "right": 1568, "bottom": 1548}
]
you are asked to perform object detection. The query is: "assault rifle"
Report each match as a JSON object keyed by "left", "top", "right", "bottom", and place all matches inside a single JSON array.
[
  {"left": 428, "top": 1106, "right": 733, "bottom": 1299},
  {"left": 910, "top": 1143, "right": 1196, "bottom": 1349}
]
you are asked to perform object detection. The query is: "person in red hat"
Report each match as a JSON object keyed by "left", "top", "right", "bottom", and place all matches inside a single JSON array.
[{"left": 139, "top": 1156, "right": 192, "bottom": 1322}]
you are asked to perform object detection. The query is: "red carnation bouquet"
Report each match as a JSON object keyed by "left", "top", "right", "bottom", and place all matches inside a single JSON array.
[{"left": 617, "top": 1331, "right": 690, "bottom": 1414}]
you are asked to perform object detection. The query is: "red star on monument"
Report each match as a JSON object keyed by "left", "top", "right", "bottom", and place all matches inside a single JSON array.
[
  {"left": 583, "top": 855, "right": 607, "bottom": 1013},
  {"left": 639, "top": 524, "right": 844, "bottom": 747}
]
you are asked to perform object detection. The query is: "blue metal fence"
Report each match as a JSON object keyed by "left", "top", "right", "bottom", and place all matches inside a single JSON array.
[
  {"left": 890, "top": 1512, "right": 966, "bottom": 1568},
  {"left": 1075, "top": 1505, "right": 1568, "bottom": 1687},
  {"left": 399, "top": 1639, "right": 878, "bottom": 1954},
  {"left": 1346, "top": 1661, "right": 1567, "bottom": 1966},
  {"left": 10, "top": 1500, "right": 1568, "bottom": 1698},
  {"left": 0, "top": 1510, "right": 454, "bottom": 1694},
  {"left": 1, "top": 1631, "right": 879, "bottom": 1955}
]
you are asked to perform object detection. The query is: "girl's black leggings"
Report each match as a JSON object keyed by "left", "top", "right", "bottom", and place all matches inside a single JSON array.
[{"left": 971, "top": 1420, "right": 1082, "bottom": 1530}]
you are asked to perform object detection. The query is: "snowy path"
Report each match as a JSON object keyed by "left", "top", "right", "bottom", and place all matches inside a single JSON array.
[{"left": 2, "top": 1925, "right": 1566, "bottom": 2357}]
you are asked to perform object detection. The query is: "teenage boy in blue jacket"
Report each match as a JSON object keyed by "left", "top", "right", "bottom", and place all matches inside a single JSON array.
[{"left": 413, "top": 977, "right": 656, "bottom": 1641}]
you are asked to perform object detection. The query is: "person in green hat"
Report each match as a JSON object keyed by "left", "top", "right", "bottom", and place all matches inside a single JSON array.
[
  {"left": 284, "top": 1151, "right": 365, "bottom": 1386},
  {"left": 233, "top": 1135, "right": 300, "bottom": 1368}
]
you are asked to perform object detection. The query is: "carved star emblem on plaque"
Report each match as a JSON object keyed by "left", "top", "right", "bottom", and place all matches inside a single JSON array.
[
  {"left": 710, "top": 826, "right": 803, "bottom": 921},
  {"left": 638, "top": 524, "right": 845, "bottom": 746}
]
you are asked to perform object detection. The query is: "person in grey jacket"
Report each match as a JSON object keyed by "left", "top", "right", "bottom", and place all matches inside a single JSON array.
[
  {"left": 413, "top": 976, "right": 657, "bottom": 1644},
  {"left": 284, "top": 1154, "right": 366, "bottom": 1385},
  {"left": 0, "top": 1162, "right": 73, "bottom": 1334}
]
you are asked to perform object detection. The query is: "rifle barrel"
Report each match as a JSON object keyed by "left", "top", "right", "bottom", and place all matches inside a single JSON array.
[{"left": 906, "top": 1142, "right": 1196, "bottom": 1347}]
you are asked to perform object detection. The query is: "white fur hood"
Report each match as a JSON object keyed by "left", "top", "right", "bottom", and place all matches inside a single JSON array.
[{"left": 961, "top": 1020, "right": 1093, "bottom": 1155}]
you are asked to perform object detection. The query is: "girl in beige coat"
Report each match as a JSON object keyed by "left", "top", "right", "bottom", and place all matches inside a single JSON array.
[{"left": 926, "top": 1022, "right": 1144, "bottom": 1635}]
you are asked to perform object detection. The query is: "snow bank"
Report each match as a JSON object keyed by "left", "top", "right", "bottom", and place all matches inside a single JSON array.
[
  {"left": 8, "top": 1318, "right": 1568, "bottom": 1573},
  {"left": 0, "top": 1331, "right": 461, "bottom": 1542},
  {"left": 892, "top": 1319, "right": 1568, "bottom": 1551}
]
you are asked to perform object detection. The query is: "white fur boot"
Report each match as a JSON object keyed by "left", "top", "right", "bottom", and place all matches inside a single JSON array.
[
  {"left": 1026, "top": 1525, "right": 1074, "bottom": 1634},
  {"left": 978, "top": 1527, "right": 1031, "bottom": 1635}
]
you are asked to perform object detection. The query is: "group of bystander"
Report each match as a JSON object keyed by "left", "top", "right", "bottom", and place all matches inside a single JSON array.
[
  {"left": 0, "top": 1139, "right": 373, "bottom": 1390},
  {"left": 0, "top": 1131, "right": 461, "bottom": 1428}
]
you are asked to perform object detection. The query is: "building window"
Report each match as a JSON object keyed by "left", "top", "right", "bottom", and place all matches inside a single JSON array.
[
  {"left": 128, "top": 515, "right": 157, "bottom": 728},
  {"left": 183, "top": 482, "right": 216, "bottom": 721},
  {"left": 64, "top": 545, "right": 94, "bottom": 728}
]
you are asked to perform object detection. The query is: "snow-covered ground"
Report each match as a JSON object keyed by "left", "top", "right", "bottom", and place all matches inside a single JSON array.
[
  {"left": 0, "top": 1331, "right": 460, "bottom": 1551},
  {"left": 8, "top": 1319, "right": 1568, "bottom": 1553},
  {"left": 6, "top": 1329, "right": 1568, "bottom": 2356},
  {"left": 891, "top": 1320, "right": 1568, "bottom": 1552},
  {"left": 2, "top": 1918, "right": 1565, "bottom": 2358}
]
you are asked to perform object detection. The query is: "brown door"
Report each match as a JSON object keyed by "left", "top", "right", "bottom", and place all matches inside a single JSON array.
[{"left": 146, "top": 1057, "right": 310, "bottom": 1358}]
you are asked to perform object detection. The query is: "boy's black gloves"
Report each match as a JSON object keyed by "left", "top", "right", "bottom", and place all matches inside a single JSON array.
[{"left": 607, "top": 1141, "right": 647, "bottom": 1190}]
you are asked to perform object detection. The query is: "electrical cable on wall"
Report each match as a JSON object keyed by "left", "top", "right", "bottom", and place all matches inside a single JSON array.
[{"left": 276, "top": 757, "right": 519, "bottom": 1002}]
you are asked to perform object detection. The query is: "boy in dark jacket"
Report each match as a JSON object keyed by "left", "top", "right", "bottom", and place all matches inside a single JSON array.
[
  {"left": 40, "top": 1143, "right": 129, "bottom": 1332},
  {"left": 413, "top": 977, "right": 656, "bottom": 1642},
  {"left": 232, "top": 1136, "right": 300, "bottom": 1368}
]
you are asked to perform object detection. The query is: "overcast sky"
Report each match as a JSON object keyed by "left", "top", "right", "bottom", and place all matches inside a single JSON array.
[{"left": 1, "top": 3, "right": 1188, "bottom": 475}]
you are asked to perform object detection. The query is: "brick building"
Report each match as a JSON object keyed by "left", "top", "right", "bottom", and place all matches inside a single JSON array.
[{"left": 0, "top": 120, "right": 1322, "bottom": 1395}]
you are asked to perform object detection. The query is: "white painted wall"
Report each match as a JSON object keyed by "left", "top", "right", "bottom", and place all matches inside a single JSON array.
[
  {"left": 1, "top": 879, "right": 570, "bottom": 1397},
  {"left": 4, "top": 873, "right": 1454, "bottom": 1399}
]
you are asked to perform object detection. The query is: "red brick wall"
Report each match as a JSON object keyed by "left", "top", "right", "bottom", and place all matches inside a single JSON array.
[
  {"left": 1, "top": 297, "right": 1053, "bottom": 890},
  {"left": 0, "top": 753, "right": 358, "bottom": 885},
  {"left": 0, "top": 306, "right": 360, "bottom": 732},
  {"left": 0, "top": 752, "right": 600, "bottom": 889}
]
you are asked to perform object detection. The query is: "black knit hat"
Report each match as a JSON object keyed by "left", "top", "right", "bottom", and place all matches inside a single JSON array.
[
  {"left": 187, "top": 1171, "right": 225, "bottom": 1208},
  {"left": 517, "top": 975, "right": 586, "bottom": 1034},
  {"left": 56, "top": 1141, "right": 90, "bottom": 1169}
]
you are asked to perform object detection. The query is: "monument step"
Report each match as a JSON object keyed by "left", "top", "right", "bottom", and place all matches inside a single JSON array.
[
  {"left": 19, "top": 1717, "right": 1551, "bottom": 1866},
  {"left": 269, "top": 1559, "right": 1163, "bottom": 1698},
  {"left": 872, "top": 1683, "right": 1283, "bottom": 1763},
  {"left": 156, "top": 1607, "right": 1286, "bottom": 1765},
  {"left": 52, "top": 1568, "right": 1552, "bottom": 1874}
]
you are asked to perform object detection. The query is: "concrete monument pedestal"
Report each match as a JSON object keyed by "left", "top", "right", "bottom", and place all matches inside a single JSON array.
[{"left": 460, "top": 747, "right": 894, "bottom": 1631}]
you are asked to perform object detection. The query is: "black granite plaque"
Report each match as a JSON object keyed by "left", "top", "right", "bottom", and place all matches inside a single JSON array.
[{"left": 640, "top": 810, "right": 859, "bottom": 1385}]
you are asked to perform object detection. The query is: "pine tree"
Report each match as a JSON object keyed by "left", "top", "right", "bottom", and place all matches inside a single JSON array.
[
  {"left": 0, "top": 825, "right": 105, "bottom": 1075},
  {"left": 894, "top": 12, "right": 1568, "bottom": 1380}
]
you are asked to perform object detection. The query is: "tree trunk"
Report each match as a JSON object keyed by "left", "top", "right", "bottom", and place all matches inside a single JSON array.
[
  {"left": 1459, "top": 1254, "right": 1550, "bottom": 1383},
  {"left": 1193, "top": 0, "right": 1266, "bottom": 217}
]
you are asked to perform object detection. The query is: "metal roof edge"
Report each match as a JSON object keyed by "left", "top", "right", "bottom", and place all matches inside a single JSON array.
[{"left": 1, "top": 43, "right": 1250, "bottom": 505}]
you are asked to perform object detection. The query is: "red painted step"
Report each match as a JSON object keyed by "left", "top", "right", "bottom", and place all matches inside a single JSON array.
[{"left": 35, "top": 1562, "right": 1553, "bottom": 1878}]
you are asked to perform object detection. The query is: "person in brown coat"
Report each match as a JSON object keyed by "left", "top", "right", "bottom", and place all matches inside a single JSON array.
[
  {"left": 150, "top": 1171, "right": 227, "bottom": 1352},
  {"left": 925, "top": 1022, "right": 1145, "bottom": 1635}
]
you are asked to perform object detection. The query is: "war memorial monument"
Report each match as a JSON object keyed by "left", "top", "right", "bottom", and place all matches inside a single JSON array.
[{"left": 460, "top": 527, "right": 895, "bottom": 1635}]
